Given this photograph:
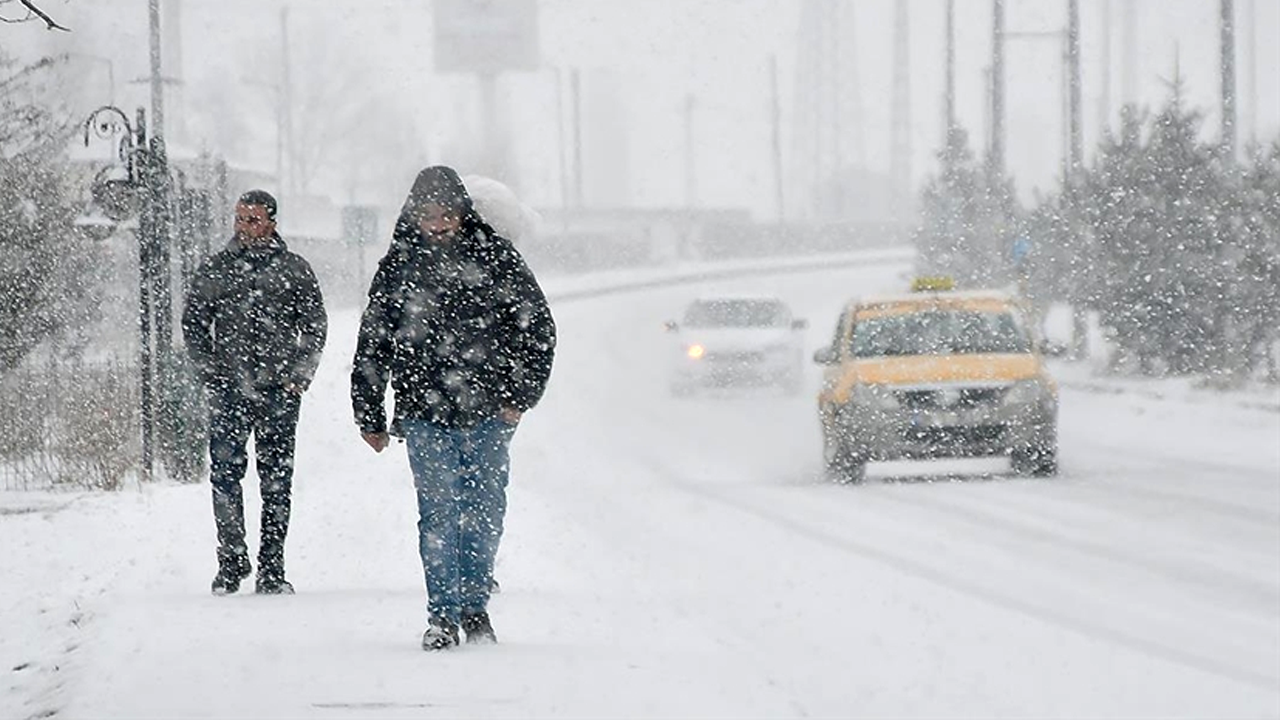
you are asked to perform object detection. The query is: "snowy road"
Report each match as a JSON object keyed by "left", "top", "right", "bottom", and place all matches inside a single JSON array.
[{"left": 5, "top": 259, "right": 1279, "bottom": 719}]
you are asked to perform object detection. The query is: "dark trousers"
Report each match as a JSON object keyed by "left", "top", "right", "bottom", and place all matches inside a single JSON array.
[{"left": 207, "top": 384, "right": 301, "bottom": 580}]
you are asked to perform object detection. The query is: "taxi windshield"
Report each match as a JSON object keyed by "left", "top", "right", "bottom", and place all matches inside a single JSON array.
[
  {"left": 684, "top": 300, "right": 787, "bottom": 328},
  {"left": 850, "top": 308, "right": 1031, "bottom": 357}
]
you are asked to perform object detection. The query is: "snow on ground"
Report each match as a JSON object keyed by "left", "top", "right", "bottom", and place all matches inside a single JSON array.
[{"left": 2, "top": 253, "right": 1278, "bottom": 719}]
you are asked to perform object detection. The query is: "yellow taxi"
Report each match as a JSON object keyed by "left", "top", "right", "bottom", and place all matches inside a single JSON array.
[{"left": 813, "top": 277, "right": 1058, "bottom": 483}]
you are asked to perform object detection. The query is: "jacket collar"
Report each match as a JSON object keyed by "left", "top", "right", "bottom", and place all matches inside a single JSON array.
[{"left": 226, "top": 232, "right": 287, "bottom": 254}]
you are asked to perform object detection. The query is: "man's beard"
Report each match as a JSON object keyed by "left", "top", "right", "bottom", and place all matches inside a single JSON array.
[{"left": 423, "top": 229, "right": 456, "bottom": 243}]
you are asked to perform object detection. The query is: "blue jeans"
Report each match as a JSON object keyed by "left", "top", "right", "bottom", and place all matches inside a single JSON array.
[{"left": 402, "top": 417, "right": 515, "bottom": 625}]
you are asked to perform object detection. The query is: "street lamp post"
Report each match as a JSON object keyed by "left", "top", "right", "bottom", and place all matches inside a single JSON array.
[{"left": 83, "top": 105, "right": 172, "bottom": 483}]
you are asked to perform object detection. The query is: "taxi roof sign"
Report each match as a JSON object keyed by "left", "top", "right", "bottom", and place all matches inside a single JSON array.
[{"left": 911, "top": 276, "right": 955, "bottom": 293}]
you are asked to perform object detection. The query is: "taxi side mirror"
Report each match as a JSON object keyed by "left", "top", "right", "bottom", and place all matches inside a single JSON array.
[
  {"left": 791, "top": 318, "right": 808, "bottom": 330},
  {"left": 812, "top": 346, "right": 839, "bottom": 365},
  {"left": 663, "top": 320, "right": 679, "bottom": 333},
  {"left": 1038, "top": 339, "right": 1067, "bottom": 357}
]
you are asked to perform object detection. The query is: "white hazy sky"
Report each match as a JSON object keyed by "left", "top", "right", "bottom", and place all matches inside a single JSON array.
[{"left": 13, "top": 0, "right": 1280, "bottom": 214}]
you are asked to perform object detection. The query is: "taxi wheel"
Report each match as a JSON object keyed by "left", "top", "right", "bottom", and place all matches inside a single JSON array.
[
  {"left": 823, "top": 430, "right": 867, "bottom": 484},
  {"left": 1012, "top": 443, "right": 1057, "bottom": 477}
]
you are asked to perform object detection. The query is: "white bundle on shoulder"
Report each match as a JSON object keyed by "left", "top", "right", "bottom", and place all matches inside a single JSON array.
[{"left": 462, "top": 175, "right": 541, "bottom": 243}]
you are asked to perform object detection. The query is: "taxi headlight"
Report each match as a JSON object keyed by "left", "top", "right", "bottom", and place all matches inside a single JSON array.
[
  {"left": 1004, "top": 379, "right": 1044, "bottom": 406},
  {"left": 686, "top": 344, "right": 706, "bottom": 360},
  {"left": 851, "top": 383, "right": 898, "bottom": 410}
]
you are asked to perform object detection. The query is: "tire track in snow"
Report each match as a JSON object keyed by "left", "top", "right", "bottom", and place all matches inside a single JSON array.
[
  {"left": 860, "top": 479, "right": 1280, "bottom": 612},
  {"left": 1060, "top": 445, "right": 1280, "bottom": 528},
  {"left": 620, "top": 448, "right": 1279, "bottom": 693}
]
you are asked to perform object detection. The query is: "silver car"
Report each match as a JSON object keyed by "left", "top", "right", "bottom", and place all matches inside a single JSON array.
[{"left": 665, "top": 296, "right": 808, "bottom": 395}]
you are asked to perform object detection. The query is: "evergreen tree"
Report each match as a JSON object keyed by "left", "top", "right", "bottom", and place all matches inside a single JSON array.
[
  {"left": 914, "top": 126, "right": 1020, "bottom": 289},
  {"left": 1084, "top": 88, "right": 1227, "bottom": 375},
  {"left": 1235, "top": 142, "right": 1280, "bottom": 379}
]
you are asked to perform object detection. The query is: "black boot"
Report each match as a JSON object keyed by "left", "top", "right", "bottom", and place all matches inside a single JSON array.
[
  {"left": 421, "top": 616, "right": 460, "bottom": 651},
  {"left": 461, "top": 611, "right": 497, "bottom": 644},
  {"left": 254, "top": 575, "right": 294, "bottom": 595},
  {"left": 211, "top": 555, "right": 251, "bottom": 596},
  {"left": 211, "top": 480, "right": 251, "bottom": 596},
  {"left": 256, "top": 488, "right": 293, "bottom": 594}
]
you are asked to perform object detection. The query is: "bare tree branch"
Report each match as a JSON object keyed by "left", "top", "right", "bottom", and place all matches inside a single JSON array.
[{"left": 0, "top": 0, "right": 70, "bottom": 31}]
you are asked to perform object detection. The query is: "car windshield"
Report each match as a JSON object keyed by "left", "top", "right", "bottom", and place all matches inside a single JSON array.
[
  {"left": 683, "top": 300, "right": 788, "bottom": 328},
  {"left": 850, "top": 308, "right": 1032, "bottom": 357}
]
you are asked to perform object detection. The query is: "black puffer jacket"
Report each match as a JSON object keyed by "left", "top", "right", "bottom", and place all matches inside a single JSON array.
[
  {"left": 351, "top": 213, "right": 556, "bottom": 432},
  {"left": 182, "top": 234, "right": 328, "bottom": 392}
]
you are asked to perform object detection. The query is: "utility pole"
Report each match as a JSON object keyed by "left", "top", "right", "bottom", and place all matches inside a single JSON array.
[
  {"left": 989, "top": 0, "right": 1006, "bottom": 176},
  {"left": 1067, "top": 0, "right": 1088, "bottom": 360},
  {"left": 769, "top": 55, "right": 784, "bottom": 221},
  {"left": 148, "top": 0, "right": 166, "bottom": 146},
  {"left": 556, "top": 68, "right": 570, "bottom": 212},
  {"left": 571, "top": 67, "right": 583, "bottom": 207},
  {"left": 1247, "top": 0, "right": 1257, "bottom": 149},
  {"left": 843, "top": 1, "right": 865, "bottom": 170},
  {"left": 281, "top": 6, "right": 295, "bottom": 194},
  {"left": 1067, "top": 0, "right": 1082, "bottom": 178},
  {"left": 1121, "top": 0, "right": 1136, "bottom": 109},
  {"left": 478, "top": 72, "right": 499, "bottom": 178},
  {"left": 1099, "top": 0, "right": 1112, "bottom": 136},
  {"left": 826, "top": 1, "right": 842, "bottom": 173},
  {"left": 683, "top": 93, "right": 696, "bottom": 209},
  {"left": 889, "top": 0, "right": 912, "bottom": 222},
  {"left": 1220, "top": 0, "right": 1236, "bottom": 158},
  {"left": 945, "top": 0, "right": 956, "bottom": 143}
]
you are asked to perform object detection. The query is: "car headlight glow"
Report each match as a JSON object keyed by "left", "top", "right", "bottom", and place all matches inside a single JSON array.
[{"left": 686, "top": 344, "right": 706, "bottom": 360}]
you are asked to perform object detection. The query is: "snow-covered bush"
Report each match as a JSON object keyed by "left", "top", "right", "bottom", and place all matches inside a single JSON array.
[{"left": 1082, "top": 88, "right": 1280, "bottom": 379}]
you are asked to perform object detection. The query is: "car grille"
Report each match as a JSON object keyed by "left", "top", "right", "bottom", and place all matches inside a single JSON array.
[
  {"left": 704, "top": 351, "right": 766, "bottom": 365},
  {"left": 904, "top": 424, "right": 1007, "bottom": 445},
  {"left": 894, "top": 387, "right": 1007, "bottom": 410}
]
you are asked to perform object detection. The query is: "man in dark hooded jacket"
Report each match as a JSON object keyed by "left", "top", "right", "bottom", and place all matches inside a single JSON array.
[
  {"left": 352, "top": 166, "right": 555, "bottom": 650},
  {"left": 182, "top": 189, "right": 327, "bottom": 596}
]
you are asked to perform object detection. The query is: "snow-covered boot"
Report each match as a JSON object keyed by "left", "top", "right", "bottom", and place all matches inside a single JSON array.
[
  {"left": 421, "top": 616, "right": 460, "bottom": 651},
  {"left": 254, "top": 576, "right": 295, "bottom": 595},
  {"left": 211, "top": 555, "right": 251, "bottom": 596},
  {"left": 461, "top": 611, "right": 497, "bottom": 644}
]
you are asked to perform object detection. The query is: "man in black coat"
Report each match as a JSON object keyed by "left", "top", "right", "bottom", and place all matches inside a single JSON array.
[
  {"left": 183, "top": 189, "right": 327, "bottom": 596},
  {"left": 352, "top": 166, "right": 555, "bottom": 650}
]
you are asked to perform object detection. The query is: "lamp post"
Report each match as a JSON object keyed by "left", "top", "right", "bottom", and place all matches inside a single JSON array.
[{"left": 83, "top": 104, "right": 172, "bottom": 483}]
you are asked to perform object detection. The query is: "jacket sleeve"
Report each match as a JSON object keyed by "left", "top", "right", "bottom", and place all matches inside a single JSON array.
[
  {"left": 290, "top": 258, "right": 328, "bottom": 390},
  {"left": 497, "top": 244, "right": 556, "bottom": 413},
  {"left": 181, "top": 260, "right": 219, "bottom": 384},
  {"left": 351, "top": 256, "right": 399, "bottom": 434}
]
